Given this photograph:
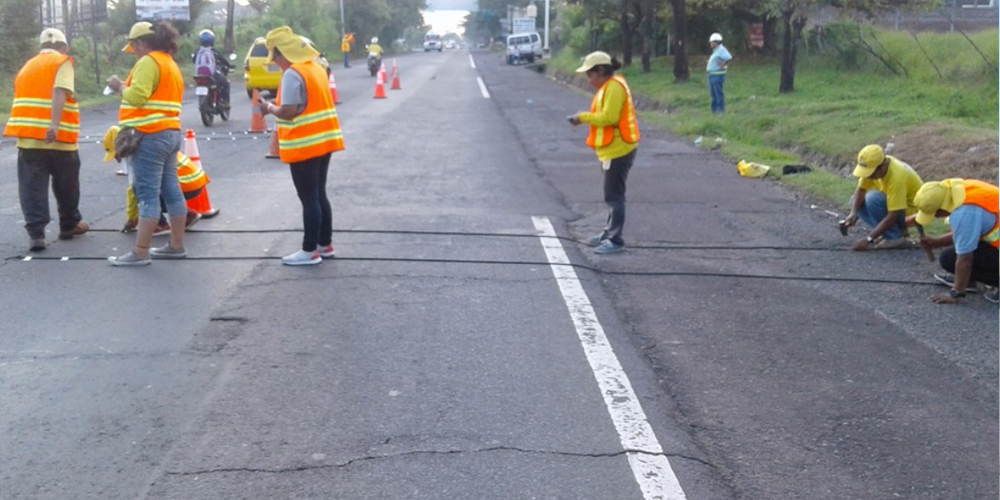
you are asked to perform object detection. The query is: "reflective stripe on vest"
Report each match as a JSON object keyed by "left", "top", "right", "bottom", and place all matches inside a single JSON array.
[
  {"left": 586, "top": 75, "right": 640, "bottom": 149},
  {"left": 119, "top": 52, "right": 184, "bottom": 133},
  {"left": 176, "top": 152, "right": 209, "bottom": 192},
  {"left": 3, "top": 52, "right": 80, "bottom": 143},
  {"left": 276, "top": 61, "right": 345, "bottom": 163},
  {"left": 963, "top": 180, "right": 1000, "bottom": 249}
]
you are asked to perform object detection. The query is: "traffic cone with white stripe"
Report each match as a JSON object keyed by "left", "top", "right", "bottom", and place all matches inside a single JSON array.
[
  {"left": 266, "top": 130, "right": 280, "bottom": 159},
  {"left": 328, "top": 71, "right": 341, "bottom": 104},
  {"left": 373, "top": 71, "right": 387, "bottom": 99},
  {"left": 183, "top": 129, "right": 219, "bottom": 217},
  {"left": 248, "top": 89, "right": 268, "bottom": 133},
  {"left": 390, "top": 59, "right": 401, "bottom": 90}
]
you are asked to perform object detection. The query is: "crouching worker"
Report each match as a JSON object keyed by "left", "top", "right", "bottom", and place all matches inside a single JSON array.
[
  {"left": 103, "top": 125, "right": 217, "bottom": 233},
  {"left": 842, "top": 144, "right": 923, "bottom": 251},
  {"left": 911, "top": 178, "right": 999, "bottom": 304}
]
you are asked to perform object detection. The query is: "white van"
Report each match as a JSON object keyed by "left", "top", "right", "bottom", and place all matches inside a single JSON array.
[
  {"left": 505, "top": 32, "right": 542, "bottom": 64},
  {"left": 423, "top": 33, "right": 443, "bottom": 52}
]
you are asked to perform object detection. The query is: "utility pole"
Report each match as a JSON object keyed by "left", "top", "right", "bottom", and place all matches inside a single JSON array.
[
  {"left": 339, "top": 0, "right": 346, "bottom": 36},
  {"left": 224, "top": 0, "right": 235, "bottom": 53},
  {"left": 544, "top": 0, "right": 550, "bottom": 53}
]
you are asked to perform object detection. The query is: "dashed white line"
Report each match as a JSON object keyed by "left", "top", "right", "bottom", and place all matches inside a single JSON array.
[
  {"left": 532, "top": 216, "right": 688, "bottom": 500},
  {"left": 469, "top": 54, "right": 477, "bottom": 69},
  {"left": 476, "top": 76, "right": 490, "bottom": 99}
]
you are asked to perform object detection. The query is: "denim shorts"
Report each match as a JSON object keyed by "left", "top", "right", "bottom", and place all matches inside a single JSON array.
[{"left": 131, "top": 129, "right": 186, "bottom": 220}]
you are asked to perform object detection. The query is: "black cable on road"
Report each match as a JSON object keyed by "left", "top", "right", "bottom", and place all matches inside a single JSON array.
[
  {"left": 86, "top": 227, "right": 857, "bottom": 253},
  {"left": 3, "top": 254, "right": 941, "bottom": 287}
]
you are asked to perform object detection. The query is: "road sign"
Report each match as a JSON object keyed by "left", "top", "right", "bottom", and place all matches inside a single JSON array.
[{"left": 512, "top": 17, "right": 535, "bottom": 34}]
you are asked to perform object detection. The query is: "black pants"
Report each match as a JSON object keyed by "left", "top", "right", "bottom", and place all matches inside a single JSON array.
[
  {"left": 939, "top": 242, "right": 999, "bottom": 287},
  {"left": 17, "top": 148, "right": 82, "bottom": 239},
  {"left": 214, "top": 71, "right": 230, "bottom": 104},
  {"left": 289, "top": 153, "right": 333, "bottom": 252},
  {"left": 599, "top": 149, "right": 638, "bottom": 246}
]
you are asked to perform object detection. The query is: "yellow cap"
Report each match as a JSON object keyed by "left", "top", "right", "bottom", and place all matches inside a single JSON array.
[
  {"left": 265, "top": 26, "right": 319, "bottom": 64},
  {"left": 40, "top": 28, "right": 67, "bottom": 46},
  {"left": 852, "top": 144, "right": 884, "bottom": 178},
  {"left": 102, "top": 126, "right": 120, "bottom": 162},
  {"left": 122, "top": 22, "right": 155, "bottom": 53},
  {"left": 575, "top": 51, "right": 612, "bottom": 73},
  {"left": 914, "top": 179, "right": 966, "bottom": 227}
]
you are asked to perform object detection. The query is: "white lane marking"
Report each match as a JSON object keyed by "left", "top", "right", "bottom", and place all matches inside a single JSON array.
[
  {"left": 476, "top": 77, "right": 491, "bottom": 99},
  {"left": 469, "top": 54, "right": 477, "bottom": 69},
  {"left": 532, "top": 216, "right": 688, "bottom": 500}
]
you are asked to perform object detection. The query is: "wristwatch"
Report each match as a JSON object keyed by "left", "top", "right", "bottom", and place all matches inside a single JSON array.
[
  {"left": 949, "top": 288, "right": 966, "bottom": 299},
  {"left": 866, "top": 235, "right": 876, "bottom": 243}
]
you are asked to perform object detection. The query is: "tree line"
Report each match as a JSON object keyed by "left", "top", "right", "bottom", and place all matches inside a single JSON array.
[{"left": 469, "top": 0, "right": 937, "bottom": 92}]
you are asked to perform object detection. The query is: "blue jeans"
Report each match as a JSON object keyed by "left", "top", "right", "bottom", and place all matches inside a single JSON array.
[
  {"left": 854, "top": 190, "right": 906, "bottom": 240},
  {"left": 709, "top": 74, "right": 726, "bottom": 114},
  {"left": 131, "top": 129, "right": 186, "bottom": 220}
]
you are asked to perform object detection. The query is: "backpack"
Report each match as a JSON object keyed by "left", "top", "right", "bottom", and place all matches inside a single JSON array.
[{"left": 194, "top": 47, "right": 216, "bottom": 77}]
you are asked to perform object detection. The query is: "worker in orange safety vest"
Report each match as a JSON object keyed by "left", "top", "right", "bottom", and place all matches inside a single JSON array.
[{"left": 3, "top": 27, "right": 89, "bottom": 252}]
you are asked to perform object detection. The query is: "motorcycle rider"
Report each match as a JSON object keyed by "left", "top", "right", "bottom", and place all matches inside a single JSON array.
[
  {"left": 193, "top": 29, "right": 231, "bottom": 109},
  {"left": 366, "top": 37, "right": 383, "bottom": 73}
]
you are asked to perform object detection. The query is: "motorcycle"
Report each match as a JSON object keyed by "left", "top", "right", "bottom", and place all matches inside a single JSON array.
[
  {"left": 194, "top": 75, "right": 229, "bottom": 126},
  {"left": 368, "top": 52, "right": 381, "bottom": 77}
]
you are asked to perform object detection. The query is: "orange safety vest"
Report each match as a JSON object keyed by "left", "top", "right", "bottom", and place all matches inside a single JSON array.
[
  {"left": 962, "top": 180, "right": 999, "bottom": 249},
  {"left": 3, "top": 52, "right": 80, "bottom": 143},
  {"left": 275, "top": 61, "right": 345, "bottom": 164},
  {"left": 586, "top": 75, "right": 640, "bottom": 149},
  {"left": 176, "top": 152, "right": 209, "bottom": 193},
  {"left": 119, "top": 51, "right": 183, "bottom": 133}
]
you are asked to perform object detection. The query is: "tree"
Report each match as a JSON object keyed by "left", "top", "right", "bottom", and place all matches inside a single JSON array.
[
  {"left": 0, "top": 0, "right": 42, "bottom": 73},
  {"left": 670, "top": 0, "right": 689, "bottom": 81},
  {"left": 640, "top": 0, "right": 654, "bottom": 72}
]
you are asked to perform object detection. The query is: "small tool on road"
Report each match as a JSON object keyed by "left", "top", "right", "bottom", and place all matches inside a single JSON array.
[{"left": 915, "top": 224, "right": 935, "bottom": 262}]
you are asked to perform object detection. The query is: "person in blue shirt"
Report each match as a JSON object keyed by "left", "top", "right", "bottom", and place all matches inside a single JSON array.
[{"left": 706, "top": 32, "right": 732, "bottom": 115}]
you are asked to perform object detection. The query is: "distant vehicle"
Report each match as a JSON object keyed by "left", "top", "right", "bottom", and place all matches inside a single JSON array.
[
  {"left": 444, "top": 39, "right": 457, "bottom": 50},
  {"left": 243, "top": 36, "right": 329, "bottom": 98},
  {"left": 423, "top": 33, "right": 443, "bottom": 52},
  {"left": 506, "top": 32, "right": 542, "bottom": 64}
]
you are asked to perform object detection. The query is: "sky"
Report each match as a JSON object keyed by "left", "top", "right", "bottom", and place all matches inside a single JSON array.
[{"left": 422, "top": 9, "right": 470, "bottom": 35}]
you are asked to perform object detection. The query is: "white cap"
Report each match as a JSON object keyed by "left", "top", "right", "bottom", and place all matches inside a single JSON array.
[
  {"left": 709, "top": 33, "right": 723, "bottom": 43},
  {"left": 40, "top": 28, "right": 67, "bottom": 46},
  {"left": 371, "top": 37, "right": 378, "bottom": 43}
]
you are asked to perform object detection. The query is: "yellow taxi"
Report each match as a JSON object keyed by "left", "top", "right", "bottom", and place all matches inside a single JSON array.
[{"left": 243, "top": 36, "right": 330, "bottom": 98}]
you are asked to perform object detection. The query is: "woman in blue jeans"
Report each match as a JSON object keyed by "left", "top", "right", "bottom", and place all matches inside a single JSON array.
[{"left": 106, "top": 22, "right": 188, "bottom": 266}]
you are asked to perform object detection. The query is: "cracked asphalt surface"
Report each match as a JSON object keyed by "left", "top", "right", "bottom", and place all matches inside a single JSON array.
[{"left": 0, "top": 49, "right": 995, "bottom": 499}]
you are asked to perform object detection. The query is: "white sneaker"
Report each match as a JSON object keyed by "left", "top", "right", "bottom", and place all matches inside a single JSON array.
[
  {"left": 282, "top": 249, "right": 321, "bottom": 266},
  {"left": 318, "top": 244, "right": 336, "bottom": 258}
]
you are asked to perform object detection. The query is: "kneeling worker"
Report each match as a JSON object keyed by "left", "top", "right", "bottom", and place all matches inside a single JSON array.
[
  {"left": 912, "top": 178, "right": 999, "bottom": 304},
  {"left": 842, "top": 144, "right": 923, "bottom": 251}
]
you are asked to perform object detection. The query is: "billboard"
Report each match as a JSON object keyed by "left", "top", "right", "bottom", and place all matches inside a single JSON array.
[{"left": 136, "top": 0, "right": 191, "bottom": 21}]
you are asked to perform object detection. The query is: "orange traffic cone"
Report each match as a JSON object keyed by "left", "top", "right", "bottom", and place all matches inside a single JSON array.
[
  {"left": 266, "top": 130, "right": 280, "bottom": 159},
  {"left": 184, "top": 129, "right": 203, "bottom": 168},
  {"left": 328, "top": 71, "right": 341, "bottom": 104},
  {"left": 390, "top": 60, "right": 401, "bottom": 90},
  {"left": 182, "top": 130, "right": 219, "bottom": 217},
  {"left": 249, "top": 89, "right": 268, "bottom": 133},
  {"left": 186, "top": 188, "right": 219, "bottom": 218},
  {"left": 373, "top": 71, "right": 387, "bottom": 99}
]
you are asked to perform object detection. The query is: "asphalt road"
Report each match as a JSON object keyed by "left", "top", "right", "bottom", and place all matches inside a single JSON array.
[{"left": 0, "top": 49, "right": 996, "bottom": 499}]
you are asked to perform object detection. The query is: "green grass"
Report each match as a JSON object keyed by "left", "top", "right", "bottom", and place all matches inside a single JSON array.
[{"left": 550, "top": 28, "right": 997, "bottom": 215}]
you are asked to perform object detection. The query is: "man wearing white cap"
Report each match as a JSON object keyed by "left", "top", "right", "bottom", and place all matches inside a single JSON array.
[
  {"left": 707, "top": 33, "right": 732, "bottom": 114},
  {"left": 842, "top": 144, "right": 923, "bottom": 251},
  {"left": 3, "top": 28, "right": 89, "bottom": 252},
  {"left": 912, "top": 178, "right": 999, "bottom": 304}
]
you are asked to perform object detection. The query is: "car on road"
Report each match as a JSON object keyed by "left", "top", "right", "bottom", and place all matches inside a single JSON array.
[
  {"left": 243, "top": 36, "right": 330, "bottom": 98},
  {"left": 423, "top": 33, "right": 443, "bottom": 52}
]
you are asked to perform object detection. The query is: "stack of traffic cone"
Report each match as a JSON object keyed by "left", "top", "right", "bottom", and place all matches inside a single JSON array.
[
  {"left": 266, "top": 131, "right": 280, "bottom": 159},
  {"left": 328, "top": 71, "right": 341, "bottom": 104},
  {"left": 249, "top": 89, "right": 268, "bottom": 133},
  {"left": 373, "top": 71, "right": 387, "bottom": 99},
  {"left": 183, "top": 129, "right": 219, "bottom": 217},
  {"left": 390, "top": 59, "right": 401, "bottom": 90}
]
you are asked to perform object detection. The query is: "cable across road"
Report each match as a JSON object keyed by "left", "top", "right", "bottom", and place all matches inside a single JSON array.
[{"left": 5, "top": 227, "right": 941, "bottom": 287}]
